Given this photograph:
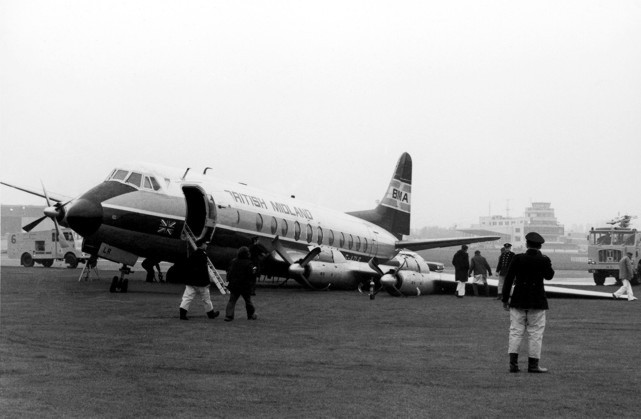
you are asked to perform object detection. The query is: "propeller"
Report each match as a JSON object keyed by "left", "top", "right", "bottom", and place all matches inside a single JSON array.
[
  {"left": 271, "top": 236, "right": 325, "bottom": 290},
  {"left": 368, "top": 257, "right": 406, "bottom": 297},
  {"left": 17, "top": 181, "right": 71, "bottom": 248}
]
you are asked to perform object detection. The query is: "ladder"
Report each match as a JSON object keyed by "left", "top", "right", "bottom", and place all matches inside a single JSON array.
[{"left": 182, "top": 223, "right": 228, "bottom": 295}]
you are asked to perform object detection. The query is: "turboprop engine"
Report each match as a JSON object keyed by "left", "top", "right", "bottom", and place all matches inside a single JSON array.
[
  {"left": 271, "top": 236, "right": 360, "bottom": 290},
  {"left": 370, "top": 251, "right": 436, "bottom": 296}
]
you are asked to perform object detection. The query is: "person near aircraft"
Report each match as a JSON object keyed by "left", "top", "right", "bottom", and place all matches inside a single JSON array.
[
  {"left": 469, "top": 250, "right": 492, "bottom": 297},
  {"left": 179, "top": 242, "right": 220, "bottom": 320},
  {"left": 612, "top": 252, "right": 637, "bottom": 301},
  {"left": 142, "top": 258, "right": 163, "bottom": 283},
  {"left": 496, "top": 243, "right": 515, "bottom": 300},
  {"left": 249, "top": 236, "right": 269, "bottom": 296},
  {"left": 452, "top": 245, "right": 470, "bottom": 298},
  {"left": 502, "top": 232, "right": 555, "bottom": 373},
  {"left": 224, "top": 246, "right": 258, "bottom": 321}
]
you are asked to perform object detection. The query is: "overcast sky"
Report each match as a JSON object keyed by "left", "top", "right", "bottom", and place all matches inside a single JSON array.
[{"left": 1, "top": 0, "right": 640, "bottom": 232}]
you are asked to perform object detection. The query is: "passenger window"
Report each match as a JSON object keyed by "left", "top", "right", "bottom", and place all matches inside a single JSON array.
[
  {"left": 256, "top": 214, "right": 264, "bottom": 232},
  {"left": 363, "top": 238, "right": 368, "bottom": 252},
  {"left": 294, "top": 221, "right": 301, "bottom": 241},
  {"left": 271, "top": 217, "right": 278, "bottom": 235},
  {"left": 306, "top": 224, "right": 313, "bottom": 243},
  {"left": 355, "top": 236, "right": 361, "bottom": 251},
  {"left": 112, "top": 169, "right": 128, "bottom": 181},
  {"left": 281, "top": 219, "right": 288, "bottom": 236},
  {"left": 329, "top": 230, "right": 335, "bottom": 246},
  {"left": 317, "top": 227, "right": 323, "bottom": 245},
  {"left": 339, "top": 232, "right": 345, "bottom": 248},
  {"left": 348, "top": 234, "right": 353, "bottom": 250},
  {"left": 126, "top": 172, "right": 142, "bottom": 187}
]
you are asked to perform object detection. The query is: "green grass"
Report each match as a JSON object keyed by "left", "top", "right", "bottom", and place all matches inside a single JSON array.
[{"left": 1, "top": 266, "right": 640, "bottom": 418}]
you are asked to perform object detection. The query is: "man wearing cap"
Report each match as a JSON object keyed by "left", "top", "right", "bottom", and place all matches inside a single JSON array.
[
  {"left": 469, "top": 250, "right": 492, "bottom": 296},
  {"left": 502, "top": 232, "right": 555, "bottom": 373},
  {"left": 452, "top": 245, "right": 470, "bottom": 298},
  {"left": 496, "top": 243, "right": 515, "bottom": 300},
  {"left": 613, "top": 252, "right": 637, "bottom": 301}
]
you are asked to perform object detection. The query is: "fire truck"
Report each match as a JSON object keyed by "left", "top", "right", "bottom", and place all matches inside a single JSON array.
[
  {"left": 587, "top": 215, "right": 640, "bottom": 286},
  {"left": 7, "top": 228, "right": 89, "bottom": 268}
]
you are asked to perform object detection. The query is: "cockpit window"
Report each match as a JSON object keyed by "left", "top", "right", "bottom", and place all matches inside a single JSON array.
[
  {"left": 112, "top": 170, "right": 128, "bottom": 181},
  {"left": 109, "top": 168, "right": 163, "bottom": 192},
  {"left": 150, "top": 177, "right": 161, "bottom": 191},
  {"left": 125, "top": 172, "right": 142, "bottom": 188}
]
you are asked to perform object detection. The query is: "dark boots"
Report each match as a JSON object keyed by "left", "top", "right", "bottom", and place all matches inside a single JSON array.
[
  {"left": 509, "top": 353, "right": 520, "bottom": 373},
  {"left": 207, "top": 310, "right": 220, "bottom": 319},
  {"left": 528, "top": 357, "right": 548, "bottom": 373},
  {"left": 179, "top": 308, "right": 189, "bottom": 320}
]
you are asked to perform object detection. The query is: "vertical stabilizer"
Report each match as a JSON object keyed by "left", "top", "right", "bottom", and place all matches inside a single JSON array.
[{"left": 347, "top": 152, "right": 412, "bottom": 239}]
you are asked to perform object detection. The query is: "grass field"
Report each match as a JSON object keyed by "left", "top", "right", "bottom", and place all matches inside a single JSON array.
[{"left": 1, "top": 266, "right": 640, "bottom": 418}]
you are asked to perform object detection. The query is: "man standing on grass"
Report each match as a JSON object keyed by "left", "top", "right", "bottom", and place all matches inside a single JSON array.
[
  {"left": 613, "top": 252, "right": 637, "bottom": 301},
  {"left": 502, "top": 232, "right": 554, "bottom": 373}
]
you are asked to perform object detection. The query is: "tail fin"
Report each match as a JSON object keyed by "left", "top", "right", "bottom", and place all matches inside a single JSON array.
[{"left": 347, "top": 152, "right": 412, "bottom": 239}]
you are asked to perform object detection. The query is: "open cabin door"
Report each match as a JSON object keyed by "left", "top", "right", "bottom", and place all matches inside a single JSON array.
[{"left": 182, "top": 185, "right": 217, "bottom": 244}]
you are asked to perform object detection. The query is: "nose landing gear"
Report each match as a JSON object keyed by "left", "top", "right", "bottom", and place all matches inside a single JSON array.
[{"left": 109, "top": 264, "right": 132, "bottom": 293}]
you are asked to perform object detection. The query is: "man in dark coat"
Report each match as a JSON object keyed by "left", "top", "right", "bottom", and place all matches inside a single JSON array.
[
  {"left": 224, "top": 246, "right": 258, "bottom": 321},
  {"left": 179, "top": 243, "right": 220, "bottom": 320},
  {"left": 502, "top": 232, "right": 555, "bottom": 373},
  {"left": 496, "top": 243, "right": 515, "bottom": 300},
  {"left": 452, "top": 245, "right": 470, "bottom": 298},
  {"left": 469, "top": 250, "right": 492, "bottom": 296}
]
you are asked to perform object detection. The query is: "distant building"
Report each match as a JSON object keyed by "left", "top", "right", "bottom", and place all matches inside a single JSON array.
[{"left": 459, "top": 202, "right": 565, "bottom": 248}]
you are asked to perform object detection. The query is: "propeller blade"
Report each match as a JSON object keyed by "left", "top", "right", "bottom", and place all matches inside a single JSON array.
[
  {"left": 53, "top": 220, "right": 70, "bottom": 248},
  {"left": 298, "top": 247, "right": 321, "bottom": 267},
  {"left": 368, "top": 257, "right": 384, "bottom": 276},
  {"left": 271, "top": 236, "right": 295, "bottom": 265},
  {"left": 41, "top": 180, "right": 53, "bottom": 207},
  {"left": 23, "top": 215, "right": 47, "bottom": 232}
]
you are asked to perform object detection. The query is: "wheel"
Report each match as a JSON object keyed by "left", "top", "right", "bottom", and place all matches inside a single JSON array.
[
  {"left": 41, "top": 259, "right": 54, "bottom": 268},
  {"left": 21, "top": 253, "right": 34, "bottom": 268},
  {"left": 110, "top": 276, "right": 119, "bottom": 293},
  {"left": 64, "top": 253, "right": 79, "bottom": 269},
  {"left": 592, "top": 272, "right": 605, "bottom": 286},
  {"left": 120, "top": 278, "right": 129, "bottom": 293}
]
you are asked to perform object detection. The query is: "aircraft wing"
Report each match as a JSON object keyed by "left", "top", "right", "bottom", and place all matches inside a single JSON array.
[
  {"left": 433, "top": 275, "right": 615, "bottom": 299},
  {"left": 396, "top": 236, "right": 500, "bottom": 251}
]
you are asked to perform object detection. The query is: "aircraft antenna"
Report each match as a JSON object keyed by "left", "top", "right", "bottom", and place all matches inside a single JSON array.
[
  {"left": 181, "top": 168, "right": 190, "bottom": 180},
  {"left": 203, "top": 167, "right": 212, "bottom": 175}
]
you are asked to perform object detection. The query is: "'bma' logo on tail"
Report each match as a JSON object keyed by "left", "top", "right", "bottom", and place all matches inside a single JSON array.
[{"left": 381, "top": 180, "right": 411, "bottom": 213}]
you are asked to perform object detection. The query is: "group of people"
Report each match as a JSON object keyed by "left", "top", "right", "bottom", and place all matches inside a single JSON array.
[
  {"left": 454, "top": 231, "right": 638, "bottom": 374},
  {"left": 178, "top": 237, "right": 267, "bottom": 322},
  {"left": 452, "top": 233, "right": 554, "bottom": 373}
]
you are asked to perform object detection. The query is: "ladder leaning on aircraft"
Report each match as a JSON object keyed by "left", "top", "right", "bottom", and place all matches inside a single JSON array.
[{"left": 5, "top": 153, "right": 616, "bottom": 299}]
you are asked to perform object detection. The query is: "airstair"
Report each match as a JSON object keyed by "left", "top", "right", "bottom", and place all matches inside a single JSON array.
[{"left": 182, "top": 223, "right": 228, "bottom": 295}]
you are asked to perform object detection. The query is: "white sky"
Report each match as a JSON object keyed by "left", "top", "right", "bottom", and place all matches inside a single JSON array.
[{"left": 1, "top": 0, "right": 640, "bottom": 231}]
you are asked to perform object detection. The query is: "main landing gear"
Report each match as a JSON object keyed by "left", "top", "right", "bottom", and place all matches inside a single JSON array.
[{"left": 110, "top": 264, "right": 132, "bottom": 293}]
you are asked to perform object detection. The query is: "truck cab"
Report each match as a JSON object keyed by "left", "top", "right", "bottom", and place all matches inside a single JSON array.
[{"left": 587, "top": 227, "right": 640, "bottom": 285}]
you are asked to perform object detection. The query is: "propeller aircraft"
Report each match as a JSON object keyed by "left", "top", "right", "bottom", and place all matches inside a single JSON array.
[{"left": 2, "top": 152, "right": 615, "bottom": 299}]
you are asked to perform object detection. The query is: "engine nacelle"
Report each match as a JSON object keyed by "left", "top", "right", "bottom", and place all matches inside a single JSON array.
[
  {"left": 389, "top": 270, "right": 436, "bottom": 296},
  {"left": 303, "top": 261, "right": 360, "bottom": 290}
]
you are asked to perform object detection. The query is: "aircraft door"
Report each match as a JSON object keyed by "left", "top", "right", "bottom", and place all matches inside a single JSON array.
[
  {"left": 368, "top": 227, "right": 379, "bottom": 257},
  {"left": 182, "top": 185, "right": 217, "bottom": 244}
]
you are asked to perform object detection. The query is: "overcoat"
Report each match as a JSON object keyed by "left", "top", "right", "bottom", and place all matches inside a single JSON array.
[
  {"left": 226, "top": 257, "right": 257, "bottom": 294},
  {"left": 452, "top": 250, "right": 470, "bottom": 282},
  {"left": 502, "top": 249, "right": 555, "bottom": 309},
  {"left": 184, "top": 249, "right": 211, "bottom": 287}
]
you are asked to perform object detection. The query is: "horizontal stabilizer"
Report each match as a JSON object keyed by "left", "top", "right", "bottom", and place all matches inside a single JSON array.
[{"left": 396, "top": 236, "right": 500, "bottom": 251}]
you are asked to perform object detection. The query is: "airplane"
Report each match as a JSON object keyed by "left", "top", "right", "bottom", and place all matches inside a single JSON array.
[{"left": 1, "top": 153, "right": 616, "bottom": 299}]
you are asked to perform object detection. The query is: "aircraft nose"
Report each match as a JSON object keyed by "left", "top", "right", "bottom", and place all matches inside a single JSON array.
[{"left": 65, "top": 198, "right": 103, "bottom": 236}]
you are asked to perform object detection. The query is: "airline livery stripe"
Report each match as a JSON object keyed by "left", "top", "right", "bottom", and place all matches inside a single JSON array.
[{"left": 103, "top": 203, "right": 184, "bottom": 221}]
